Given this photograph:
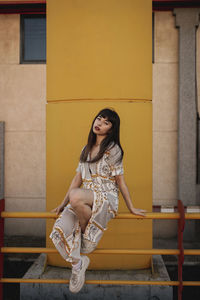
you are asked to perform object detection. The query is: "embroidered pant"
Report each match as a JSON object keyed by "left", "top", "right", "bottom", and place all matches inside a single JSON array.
[{"left": 49, "top": 189, "right": 117, "bottom": 263}]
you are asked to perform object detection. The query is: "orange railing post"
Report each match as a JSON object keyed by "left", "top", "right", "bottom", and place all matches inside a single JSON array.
[{"left": 178, "top": 199, "right": 185, "bottom": 300}]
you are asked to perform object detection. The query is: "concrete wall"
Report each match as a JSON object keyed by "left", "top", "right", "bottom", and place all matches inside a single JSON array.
[
  {"left": 0, "top": 14, "right": 46, "bottom": 236},
  {"left": 153, "top": 10, "right": 200, "bottom": 238},
  {"left": 153, "top": 11, "right": 179, "bottom": 238},
  {"left": 197, "top": 14, "right": 200, "bottom": 204},
  {"left": 197, "top": 17, "right": 200, "bottom": 118}
]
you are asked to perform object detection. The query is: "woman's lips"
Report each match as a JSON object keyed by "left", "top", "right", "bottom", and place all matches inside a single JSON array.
[{"left": 95, "top": 126, "right": 100, "bottom": 130}]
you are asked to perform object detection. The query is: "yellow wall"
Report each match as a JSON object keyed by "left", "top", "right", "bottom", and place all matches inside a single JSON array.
[{"left": 46, "top": 0, "right": 152, "bottom": 269}]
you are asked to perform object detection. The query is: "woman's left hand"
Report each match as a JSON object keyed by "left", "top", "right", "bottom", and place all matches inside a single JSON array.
[{"left": 129, "top": 207, "right": 146, "bottom": 217}]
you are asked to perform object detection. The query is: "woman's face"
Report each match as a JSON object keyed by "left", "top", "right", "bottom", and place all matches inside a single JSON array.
[{"left": 93, "top": 115, "right": 112, "bottom": 136}]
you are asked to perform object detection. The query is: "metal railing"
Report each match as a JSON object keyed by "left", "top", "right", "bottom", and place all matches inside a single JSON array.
[{"left": 0, "top": 199, "right": 200, "bottom": 300}]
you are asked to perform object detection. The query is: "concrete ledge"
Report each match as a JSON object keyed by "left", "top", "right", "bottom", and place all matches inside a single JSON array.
[{"left": 20, "top": 254, "right": 172, "bottom": 300}]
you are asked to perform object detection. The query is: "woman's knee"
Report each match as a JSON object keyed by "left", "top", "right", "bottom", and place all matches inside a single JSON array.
[{"left": 69, "top": 188, "right": 82, "bottom": 209}]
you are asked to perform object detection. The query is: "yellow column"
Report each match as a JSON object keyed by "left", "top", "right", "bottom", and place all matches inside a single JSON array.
[{"left": 46, "top": 0, "right": 152, "bottom": 269}]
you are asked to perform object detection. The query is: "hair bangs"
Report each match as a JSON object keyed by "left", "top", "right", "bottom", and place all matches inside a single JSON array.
[{"left": 97, "top": 108, "right": 117, "bottom": 125}]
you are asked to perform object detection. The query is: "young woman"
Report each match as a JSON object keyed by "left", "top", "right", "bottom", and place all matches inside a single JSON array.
[{"left": 50, "top": 108, "right": 146, "bottom": 293}]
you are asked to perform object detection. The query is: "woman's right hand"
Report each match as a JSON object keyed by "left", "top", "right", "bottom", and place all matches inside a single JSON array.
[{"left": 51, "top": 204, "right": 64, "bottom": 215}]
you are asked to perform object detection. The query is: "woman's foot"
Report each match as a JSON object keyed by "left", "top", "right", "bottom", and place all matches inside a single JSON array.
[{"left": 69, "top": 256, "right": 90, "bottom": 293}]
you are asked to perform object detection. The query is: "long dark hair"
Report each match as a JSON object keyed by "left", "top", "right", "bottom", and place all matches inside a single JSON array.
[{"left": 80, "top": 108, "right": 124, "bottom": 163}]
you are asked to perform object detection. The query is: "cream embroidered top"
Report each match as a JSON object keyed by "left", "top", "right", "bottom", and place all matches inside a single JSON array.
[{"left": 76, "top": 143, "right": 123, "bottom": 192}]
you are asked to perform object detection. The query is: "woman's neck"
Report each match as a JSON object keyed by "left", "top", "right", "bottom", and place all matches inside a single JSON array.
[{"left": 95, "top": 135, "right": 106, "bottom": 146}]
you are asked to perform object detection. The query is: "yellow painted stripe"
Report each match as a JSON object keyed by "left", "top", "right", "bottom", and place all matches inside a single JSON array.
[{"left": 47, "top": 98, "right": 152, "bottom": 104}]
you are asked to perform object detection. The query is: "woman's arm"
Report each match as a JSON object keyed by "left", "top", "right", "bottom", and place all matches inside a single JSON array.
[
  {"left": 52, "top": 172, "right": 82, "bottom": 215},
  {"left": 115, "top": 174, "right": 146, "bottom": 217}
]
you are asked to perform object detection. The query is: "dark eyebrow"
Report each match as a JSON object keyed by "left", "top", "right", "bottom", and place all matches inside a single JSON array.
[{"left": 98, "top": 115, "right": 110, "bottom": 122}]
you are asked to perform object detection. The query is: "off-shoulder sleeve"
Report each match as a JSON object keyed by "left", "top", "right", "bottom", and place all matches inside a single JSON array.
[
  {"left": 75, "top": 145, "right": 85, "bottom": 173},
  {"left": 107, "top": 144, "right": 124, "bottom": 176},
  {"left": 76, "top": 161, "right": 82, "bottom": 173}
]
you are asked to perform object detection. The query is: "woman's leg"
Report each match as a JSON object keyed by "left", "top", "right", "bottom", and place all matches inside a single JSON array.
[
  {"left": 69, "top": 188, "right": 94, "bottom": 233},
  {"left": 50, "top": 205, "right": 82, "bottom": 263},
  {"left": 50, "top": 201, "right": 91, "bottom": 293}
]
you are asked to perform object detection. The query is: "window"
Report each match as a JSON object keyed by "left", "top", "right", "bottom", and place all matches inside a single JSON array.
[{"left": 20, "top": 14, "right": 46, "bottom": 63}]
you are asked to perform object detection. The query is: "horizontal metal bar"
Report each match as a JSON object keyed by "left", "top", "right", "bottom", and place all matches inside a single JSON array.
[
  {"left": 1, "top": 247, "right": 200, "bottom": 255},
  {"left": 117, "top": 213, "right": 180, "bottom": 219},
  {"left": 1, "top": 278, "right": 200, "bottom": 286},
  {"left": 0, "top": 278, "right": 179, "bottom": 285},
  {"left": 1, "top": 211, "right": 200, "bottom": 219},
  {"left": 185, "top": 213, "right": 200, "bottom": 219},
  {"left": 1, "top": 212, "right": 56, "bottom": 219},
  {"left": 118, "top": 213, "right": 200, "bottom": 220}
]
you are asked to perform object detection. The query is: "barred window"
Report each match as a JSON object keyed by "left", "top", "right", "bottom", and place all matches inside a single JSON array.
[{"left": 20, "top": 14, "right": 46, "bottom": 64}]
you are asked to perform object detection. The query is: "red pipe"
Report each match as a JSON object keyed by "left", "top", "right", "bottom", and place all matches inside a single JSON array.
[{"left": 0, "top": 199, "right": 5, "bottom": 300}]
